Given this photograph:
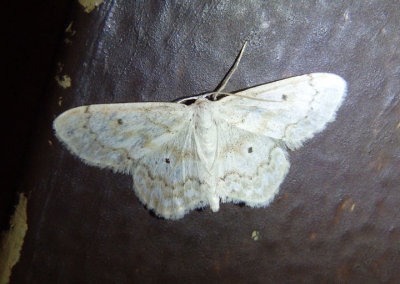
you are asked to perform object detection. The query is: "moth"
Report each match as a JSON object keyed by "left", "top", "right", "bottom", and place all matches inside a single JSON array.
[{"left": 54, "top": 43, "right": 347, "bottom": 219}]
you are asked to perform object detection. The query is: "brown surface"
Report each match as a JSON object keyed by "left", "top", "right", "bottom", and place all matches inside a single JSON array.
[
  {"left": 10, "top": 1, "right": 400, "bottom": 283},
  {"left": 2, "top": 0, "right": 73, "bottom": 230}
]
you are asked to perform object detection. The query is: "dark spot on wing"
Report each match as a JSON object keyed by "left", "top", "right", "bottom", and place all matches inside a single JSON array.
[
  {"left": 282, "top": 94, "right": 288, "bottom": 101},
  {"left": 117, "top": 118, "right": 123, "bottom": 125},
  {"left": 248, "top": 147, "right": 253, "bottom": 153},
  {"left": 165, "top": 158, "right": 170, "bottom": 164}
]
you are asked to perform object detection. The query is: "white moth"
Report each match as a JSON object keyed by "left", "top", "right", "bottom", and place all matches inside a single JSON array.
[{"left": 54, "top": 43, "right": 347, "bottom": 219}]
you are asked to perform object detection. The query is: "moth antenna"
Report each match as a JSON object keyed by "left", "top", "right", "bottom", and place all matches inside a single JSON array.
[
  {"left": 213, "top": 41, "right": 248, "bottom": 100},
  {"left": 211, "top": 91, "right": 282, "bottom": 102}
]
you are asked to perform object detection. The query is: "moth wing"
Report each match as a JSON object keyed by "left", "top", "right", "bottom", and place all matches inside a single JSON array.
[
  {"left": 214, "top": 120, "right": 290, "bottom": 208},
  {"left": 54, "top": 103, "right": 188, "bottom": 172},
  {"left": 218, "top": 73, "right": 347, "bottom": 150},
  {"left": 54, "top": 103, "right": 209, "bottom": 219},
  {"left": 213, "top": 73, "right": 346, "bottom": 207}
]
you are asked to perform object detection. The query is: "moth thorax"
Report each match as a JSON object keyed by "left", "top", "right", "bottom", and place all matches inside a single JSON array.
[{"left": 194, "top": 102, "right": 218, "bottom": 171}]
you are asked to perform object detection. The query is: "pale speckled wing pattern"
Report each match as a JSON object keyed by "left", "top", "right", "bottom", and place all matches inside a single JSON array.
[
  {"left": 54, "top": 73, "right": 346, "bottom": 219},
  {"left": 54, "top": 103, "right": 189, "bottom": 171},
  {"left": 214, "top": 121, "right": 290, "bottom": 208},
  {"left": 54, "top": 103, "right": 214, "bottom": 219},
  {"left": 131, "top": 120, "right": 214, "bottom": 219},
  {"left": 212, "top": 73, "right": 346, "bottom": 208},
  {"left": 219, "top": 73, "right": 347, "bottom": 150}
]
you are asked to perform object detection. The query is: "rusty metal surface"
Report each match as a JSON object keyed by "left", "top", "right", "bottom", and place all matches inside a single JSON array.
[{"left": 12, "top": 1, "right": 400, "bottom": 283}]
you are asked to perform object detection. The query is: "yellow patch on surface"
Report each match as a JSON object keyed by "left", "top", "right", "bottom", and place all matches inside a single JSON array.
[
  {"left": 55, "top": 74, "right": 71, "bottom": 89},
  {"left": 0, "top": 193, "right": 28, "bottom": 284},
  {"left": 78, "top": 0, "right": 105, "bottom": 13},
  {"left": 251, "top": 230, "right": 260, "bottom": 241}
]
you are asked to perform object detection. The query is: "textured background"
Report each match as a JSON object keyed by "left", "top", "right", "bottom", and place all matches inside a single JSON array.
[{"left": 7, "top": 0, "right": 400, "bottom": 283}]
